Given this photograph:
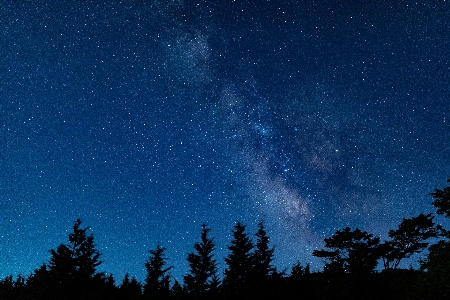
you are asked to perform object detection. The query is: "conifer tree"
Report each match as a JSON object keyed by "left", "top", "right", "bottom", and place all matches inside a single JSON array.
[
  {"left": 47, "top": 219, "right": 102, "bottom": 299},
  {"left": 0, "top": 275, "right": 14, "bottom": 299},
  {"left": 119, "top": 273, "right": 143, "bottom": 299},
  {"left": 223, "top": 222, "right": 254, "bottom": 294},
  {"left": 184, "top": 224, "right": 219, "bottom": 298},
  {"left": 0, "top": 275, "right": 26, "bottom": 299},
  {"left": 170, "top": 280, "right": 186, "bottom": 300},
  {"left": 143, "top": 245, "right": 172, "bottom": 300},
  {"left": 48, "top": 219, "right": 102, "bottom": 279},
  {"left": 253, "top": 221, "right": 276, "bottom": 281},
  {"left": 26, "top": 264, "right": 50, "bottom": 299},
  {"left": 290, "top": 261, "right": 310, "bottom": 277}
]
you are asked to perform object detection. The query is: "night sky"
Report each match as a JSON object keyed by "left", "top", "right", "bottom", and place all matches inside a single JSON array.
[{"left": 2, "top": 1, "right": 449, "bottom": 282}]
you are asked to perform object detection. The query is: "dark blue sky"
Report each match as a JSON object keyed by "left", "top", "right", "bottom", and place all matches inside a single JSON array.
[{"left": 2, "top": 1, "right": 449, "bottom": 282}]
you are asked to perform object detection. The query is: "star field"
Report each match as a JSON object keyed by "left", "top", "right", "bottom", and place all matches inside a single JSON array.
[{"left": 1, "top": 1, "right": 449, "bottom": 282}]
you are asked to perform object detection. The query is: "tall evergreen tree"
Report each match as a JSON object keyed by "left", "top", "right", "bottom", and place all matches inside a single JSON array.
[
  {"left": 143, "top": 245, "right": 172, "bottom": 300},
  {"left": 252, "top": 221, "right": 276, "bottom": 281},
  {"left": 46, "top": 219, "right": 102, "bottom": 299},
  {"left": 184, "top": 224, "right": 219, "bottom": 298},
  {"left": 48, "top": 219, "right": 102, "bottom": 279},
  {"left": 223, "top": 222, "right": 254, "bottom": 294}
]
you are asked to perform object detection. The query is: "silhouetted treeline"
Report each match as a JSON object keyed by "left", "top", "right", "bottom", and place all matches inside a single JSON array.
[{"left": 1, "top": 178, "right": 450, "bottom": 300}]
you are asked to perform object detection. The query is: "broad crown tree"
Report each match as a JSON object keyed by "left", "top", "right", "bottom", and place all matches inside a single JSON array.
[
  {"left": 380, "top": 213, "right": 437, "bottom": 269},
  {"left": 313, "top": 227, "right": 380, "bottom": 275}
]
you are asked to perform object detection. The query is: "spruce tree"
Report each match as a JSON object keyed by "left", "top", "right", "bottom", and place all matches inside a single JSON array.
[
  {"left": 223, "top": 222, "right": 254, "bottom": 294},
  {"left": 253, "top": 221, "right": 276, "bottom": 281},
  {"left": 48, "top": 219, "right": 101, "bottom": 279},
  {"left": 184, "top": 224, "right": 219, "bottom": 298},
  {"left": 143, "top": 245, "right": 172, "bottom": 300},
  {"left": 47, "top": 219, "right": 102, "bottom": 299}
]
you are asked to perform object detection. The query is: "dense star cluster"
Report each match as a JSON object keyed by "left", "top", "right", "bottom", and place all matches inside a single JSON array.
[{"left": 1, "top": 0, "right": 449, "bottom": 283}]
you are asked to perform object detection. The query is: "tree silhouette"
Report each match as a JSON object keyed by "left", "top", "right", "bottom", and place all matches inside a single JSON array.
[
  {"left": 252, "top": 221, "right": 276, "bottom": 281},
  {"left": 313, "top": 227, "right": 380, "bottom": 275},
  {"left": 92, "top": 273, "right": 117, "bottom": 300},
  {"left": 170, "top": 279, "right": 187, "bottom": 300},
  {"left": 421, "top": 240, "right": 450, "bottom": 297},
  {"left": 0, "top": 274, "right": 27, "bottom": 299},
  {"left": 143, "top": 245, "right": 172, "bottom": 300},
  {"left": 6, "top": 208, "right": 450, "bottom": 299},
  {"left": 223, "top": 222, "right": 254, "bottom": 294},
  {"left": 431, "top": 178, "right": 450, "bottom": 218},
  {"left": 184, "top": 224, "right": 219, "bottom": 298},
  {"left": 25, "top": 264, "right": 50, "bottom": 299},
  {"left": 119, "top": 273, "right": 143, "bottom": 300},
  {"left": 290, "top": 261, "right": 310, "bottom": 277},
  {"left": 48, "top": 219, "right": 101, "bottom": 278},
  {"left": 380, "top": 213, "right": 437, "bottom": 269},
  {"left": 44, "top": 219, "right": 102, "bottom": 299},
  {"left": 0, "top": 275, "right": 15, "bottom": 299},
  {"left": 420, "top": 178, "right": 450, "bottom": 297}
]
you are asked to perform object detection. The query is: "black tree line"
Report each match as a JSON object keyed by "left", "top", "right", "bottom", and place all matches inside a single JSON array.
[{"left": 2, "top": 178, "right": 450, "bottom": 300}]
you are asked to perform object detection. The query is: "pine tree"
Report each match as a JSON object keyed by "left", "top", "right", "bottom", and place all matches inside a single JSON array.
[
  {"left": 143, "top": 245, "right": 172, "bottom": 300},
  {"left": 253, "top": 221, "right": 276, "bottom": 281},
  {"left": 223, "top": 222, "right": 254, "bottom": 294},
  {"left": 184, "top": 224, "right": 219, "bottom": 298}
]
